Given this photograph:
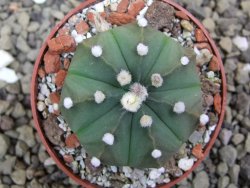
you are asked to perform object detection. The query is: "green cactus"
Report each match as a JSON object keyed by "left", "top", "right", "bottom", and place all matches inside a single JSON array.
[{"left": 60, "top": 23, "right": 202, "bottom": 168}]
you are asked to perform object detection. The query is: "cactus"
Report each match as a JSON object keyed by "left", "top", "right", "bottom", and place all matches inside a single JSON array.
[{"left": 60, "top": 23, "right": 202, "bottom": 168}]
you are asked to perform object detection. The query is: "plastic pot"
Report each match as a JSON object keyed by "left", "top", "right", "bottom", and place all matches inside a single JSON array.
[{"left": 31, "top": 0, "right": 227, "bottom": 187}]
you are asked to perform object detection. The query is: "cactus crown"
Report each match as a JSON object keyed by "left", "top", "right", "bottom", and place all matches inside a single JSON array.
[{"left": 60, "top": 23, "right": 202, "bottom": 168}]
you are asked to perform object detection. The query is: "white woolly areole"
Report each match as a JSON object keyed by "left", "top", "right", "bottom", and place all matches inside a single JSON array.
[
  {"left": 91, "top": 45, "right": 102, "bottom": 57},
  {"left": 181, "top": 56, "right": 190, "bottom": 65},
  {"left": 151, "top": 73, "right": 163, "bottom": 88},
  {"left": 178, "top": 157, "right": 194, "bottom": 171},
  {"left": 200, "top": 114, "right": 209, "bottom": 125},
  {"left": 94, "top": 90, "right": 106, "bottom": 104},
  {"left": 102, "top": 133, "right": 114, "bottom": 145},
  {"left": 117, "top": 70, "right": 132, "bottom": 86},
  {"left": 151, "top": 149, "right": 162, "bottom": 159},
  {"left": 140, "top": 115, "right": 153, "bottom": 127},
  {"left": 173, "top": 101, "right": 185, "bottom": 114},
  {"left": 137, "top": 17, "right": 148, "bottom": 27},
  {"left": 121, "top": 92, "right": 142, "bottom": 113},
  {"left": 130, "top": 83, "right": 148, "bottom": 101},
  {"left": 91, "top": 157, "right": 101, "bottom": 167},
  {"left": 63, "top": 97, "right": 73, "bottom": 109},
  {"left": 137, "top": 43, "right": 148, "bottom": 56}
]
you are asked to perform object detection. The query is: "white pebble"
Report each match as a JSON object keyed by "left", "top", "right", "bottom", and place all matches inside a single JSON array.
[
  {"left": 204, "top": 131, "right": 210, "bottom": 143},
  {"left": 94, "top": 2, "right": 105, "bottom": 12},
  {"left": 53, "top": 103, "right": 59, "bottom": 111},
  {"left": 140, "top": 115, "right": 153, "bottom": 127},
  {"left": 0, "top": 67, "right": 18, "bottom": 84},
  {"left": 178, "top": 157, "right": 194, "bottom": 171},
  {"left": 32, "top": 0, "right": 47, "bottom": 4},
  {"left": 86, "top": 32, "right": 92, "bottom": 38},
  {"left": 181, "top": 56, "right": 190, "bottom": 65},
  {"left": 232, "top": 36, "right": 249, "bottom": 51},
  {"left": 102, "top": 133, "right": 114, "bottom": 145},
  {"left": 110, "top": 166, "right": 117, "bottom": 173},
  {"left": 200, "top": 114, "right": 209, "bottom": 125},
  {"left": 48, "top": 105, "right": 54, "bottom": 113},
  {"left": 139, "top": 6, "right": 148, "bottom": 17},
  {"left": 149, "top": 169, "right": 161, "bottom": 180},
  {"left": 137, "top": 17, "right": 148, "bottom": 27},
  {"left": 0, "top": 50, "right": 14, "bottom": 69},
  {"left": 137, "top": 43, "right": 148, "bottom": 56},
  {"left": 151, "top": 73, "right": 163, "bottom": 88},
  {"left": 207, "top": 71, "right": 215, "bottom": 79},
  {"left": 117, "top": 70, "right": 132, "bottom": 86},
  {"left": 91, "top": 45, "right": 103, "bottom": 57},
  {"left": 151, "top": 149, "right": 162, "bottom": 159},
  {"left": 91, "top": 157, "right": 101, "bottom": 167},
  {"left": 71, "top": 30, "right": 78, "bottom": 38},
  {"left": 194, "top": 47, "right": 201, "bottom": 56},
  {"left": 37, "top": 101, "right": 46, "bottom": 112},
  {"left": 40, "top": 84, "right": 50, "bottom": 97},
  {"left": 75, "top": 35, "right": 86, "bottom": 44},
  {"left": 173, "top": 101, "right": 185, "bottom": 114},
  {"left": 64, "top": 97, "right": 73, "bottom": 109},
  {"left": 94, "top": 90, "right": 106, "bottom": 104},
  {"left": 147, "top": 0, "right": 153, "bottom": 6}
]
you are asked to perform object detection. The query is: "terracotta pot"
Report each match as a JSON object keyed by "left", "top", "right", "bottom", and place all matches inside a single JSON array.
[{"left": 31, "top": 0, "right": 227, "bottom": 187}]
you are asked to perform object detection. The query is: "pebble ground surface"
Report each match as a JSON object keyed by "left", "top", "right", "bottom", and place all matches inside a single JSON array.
[{"left": 0, "top": 0, "right": 250, "bottom": 188}]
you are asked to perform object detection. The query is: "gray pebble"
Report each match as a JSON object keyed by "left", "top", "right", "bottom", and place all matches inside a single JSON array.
[
  {"left": 218, "top": 176, "right": 230, "bottom": 188},
  {"left": 17, "top": 12, "right": 30, "bottom": 28},
  {"left": 189, "top": 131, "right": 203, "bottom": 144},
  {"left": 16, "top": 36, "right": 31, "bottom": 53},
  {"left": 11, "top": 102, "right": 25, "bottom": 119},
  {"left": 229, "top": 164, "right": 240, "bottom": 184},
  {"left": 240, "top": 155, "right": 250, "bottom": 183},
  {"left": 216, "top": 162, "right": 228, "bottom": 177},
  {"left": 0, "top": 116, "right": 14, "bottom": 131},
  {"left": 0, "top": 134, "right": 10, "bottom": 159},
  {"left": 16, "top": 125, "right": 36, "bottom": 147},
  {"left": 219, "top": 145, "right": 237, "bottom": 167},
  {"left": 245, "top": 133, "right": 250, "bottom": 153},
  {"left": 0, "top": 156, "right": 16, "bottom": 175},
  {"left": 15, "top": 140, "right": 29, "bottom": 157},
  {"left": 232, "top": 133, "right": 245, "bottom": 145},
  {"left": 193, "top": 171, "right": 209, "bottom": 188},
  {"left": 219, "top": 128, "right": 232, "bottom": 145},
  {"left": 10, "top": 169, "right": 26, "bottom": 185}
]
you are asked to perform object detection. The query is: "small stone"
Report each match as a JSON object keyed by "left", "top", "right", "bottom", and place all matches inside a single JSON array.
[
  {"left": 219, "top": 145, "right": 237, "bottom": 167},
  {"left": 127, "top": 0, "right": 145, "bottom": 17},
  {"left": 32, "top": 0, "right": 47, "bottom": 4},
  {"left": 55, "top": 70, "right": 67, "bottom": 88},
  {"left": 16, "top": 125, "right": 36, "bottom": 147},
  {"left": 48, "top": 35, "right": 76, "bottom": 54},
  {"left": 0, "top": 100, "right": 10, "bottom": 114},
  {"left": 219, "top": 37, "right": 233, "bottom": 53},
  {"left": 236, "top": 92, "right": 250, "bottom": 115},
  {"left": 43, "top": 115, "right": 65, "bottom": 146},
  {"left": 214, "top": 93, "right": 222, "bottom": 114},
  {"left": 12, "top": 102, "right": 25, "bottom": 119},
  {"left": 63, "top": 154, "right": 74, "bottom": 163},
  {"left": 217, "top": 162, "right": 228, "bottom": 177},
  {"left": 0, "top": 68, "right": 19, "bottom": 84},
  {"left": 43, "top": 52, "right": 61, "bottom": 74},
  {"left": 0, "top": 156, "right": 16, "bottom": 175},
  {"left": 192, "top": 144, "right": 204, "bottom": 159},
  {"left": 232, "top": 133, "right": 244, "bottom": 145},
  {"left": 209, "top": 56, "right": 220, "bottom": 71},
  {"left": 49, "top": 92, "right": 60, "bottom": 104},
  {"left": 193, "top": 171, "right": 209, "bottom": 188},
  {"left": 17, "top": 11, "right": 30, "bottom": 28},
  {"left": 15, "top": 140, "right": 28, "bottom": 157},
  {"left": 219, "top": 128, "right": 232, "bottom": 145},
  {"left": 51, "top": 10, "right": 64, "bottom": 20},
  {"left": 236, "top": 66, "right": 249, "bottom": 85},
  {"left": 194, "top": 42, "right": 212, "bottom": 53},
  {"left": 145, "top": 1, "right": 175, "bottom": 30},
  {"left": 178, "top": 157, "right": 194, "bottom": 171},
  {"left": 233, "top": 36, "right": 249, "bottom": 51},
  {"left": 240, "top": 155, "right": 250, "bottom": 183},
  {"left": 196, "top": 49, "right": 213, "bottom": 66},
  {"left": 149, "top": 169, "right": 161, "bottom": 180},
  {"left": 75, "top": 20, "right": 89, "bottom": 35},
  {"left": 229, "top": 165, "right": 240, "bottom": 184},
  {"left": 37, "top": 101, "right": 46, "bottom": 112},
  {"left": 218, "top": 176, "right": 230, "bottom": 188},
  {"left": 241, "top": 1, "right": 250, "bottom": 12},
  {"left": 0, "top": 116, "right": 14, "bottom": 131},
  {"left": 202, "top": 94, "right": 214, "bottom": 107},
  {"left": 65, "top": 134, "right": 80, "bottom": 148},
  {"left": 0, "top": 50, "right": 14, "bottom": 69},
  {"left": 195, "top": 29, "right": 207, "bottom": 42},
  {"left": 117, "top": 0, "right": 129, "bottom": 13},
  {"left": 181, "top": 20, "right": 194, "bottom": 32},
  {"left": 107, "top": 12, "right": 135, "bottom": 25},
  {"left": 202, "top": 18, "right": 215, "bottom": 32},
  {"left": 16, "top": 36, "right": 30, "bottom": 53},
  {"left": 175, "top": 11, "right": 189, "bottom": 20},
  {"left": 0, "top": 134, "right": 10, "bottom": 159},
  {"left": 188, "top": 131, "right": 202, "bottom": 144},
  {"left": 11, "top": 169, "right": 26, "bottom": 185},
  {"left": 245, "top": 133, "right": 250, "bottom": 153}
]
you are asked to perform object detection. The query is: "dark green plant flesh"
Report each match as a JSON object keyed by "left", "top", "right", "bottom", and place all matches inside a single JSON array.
[{"left": 60, "top": 23, "right": 202, "bottom": 168}]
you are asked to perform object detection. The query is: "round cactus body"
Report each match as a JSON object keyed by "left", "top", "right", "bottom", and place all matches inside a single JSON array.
[{"left": 60, "top": 23, "right": 202, "bottom": 168}]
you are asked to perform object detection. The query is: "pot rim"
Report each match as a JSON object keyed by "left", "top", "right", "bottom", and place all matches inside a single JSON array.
[{"left": 30, "top": 0, "right": 227, "bottom": 187}]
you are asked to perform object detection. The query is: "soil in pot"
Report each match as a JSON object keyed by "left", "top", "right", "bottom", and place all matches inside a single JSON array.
[{"left": 32, "top": 0, "right": 225, "bottom": 187}]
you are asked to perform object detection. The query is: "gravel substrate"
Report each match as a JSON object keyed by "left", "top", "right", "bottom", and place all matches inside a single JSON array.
[{"left": 0, "top": 0, "right": 250, "bottom": 188}]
